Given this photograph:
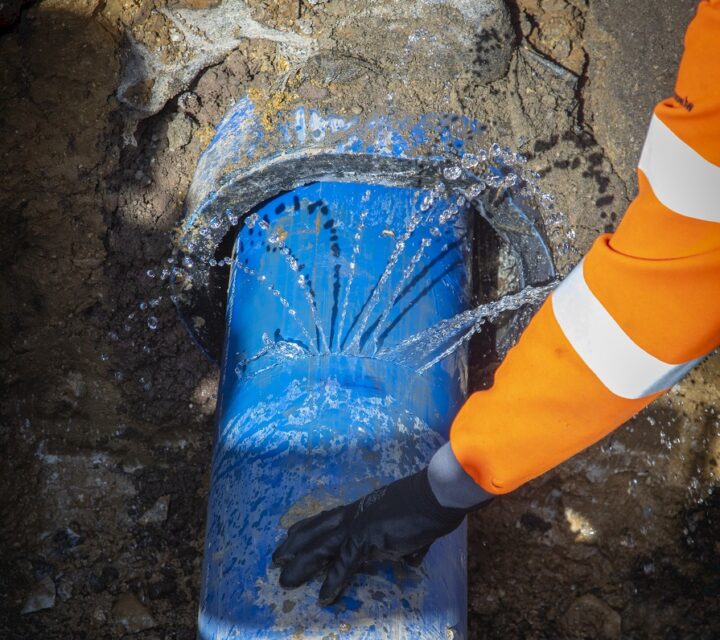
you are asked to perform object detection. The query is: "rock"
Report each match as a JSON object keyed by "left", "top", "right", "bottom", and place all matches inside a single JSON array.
[
  {"left": 564, "top": 506, "right": 597, "bottom": 543},
  {"left": 112, "top": 592, "right": 156, "bottom": 633},
  {"left": 167, "top": 113, "right": 194, "bottom": 153},
  {"left": 584, "top": 0, "right": 698, "bottom": 182},
  {"left": 139, "top": 495, "right": 170, "bottom": 525},
  {"left": 561, "top": 594, "right": 622, "bottom": 640},
  {"left": 52, "top": 524, "right": 83, "bottom": 554},
  {"left": 515, "top": 0, "right": 586, "bottom": 74},
  {"left": 21, "top": 576, "right": 56, "bottom": 614}
]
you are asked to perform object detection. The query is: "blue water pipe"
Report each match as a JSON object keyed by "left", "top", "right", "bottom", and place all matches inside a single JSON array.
[{"left": 176, "top": 101, "right": 555, "bottom": 639}]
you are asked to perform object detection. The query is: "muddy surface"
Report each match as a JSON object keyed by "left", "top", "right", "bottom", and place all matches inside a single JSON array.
[{"left": 1, "top": 0, "right": 718, "bottom": 638}]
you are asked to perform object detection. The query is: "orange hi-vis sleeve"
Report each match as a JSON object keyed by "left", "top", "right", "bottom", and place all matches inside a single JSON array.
[{"left": 450, "top": 0, "right": 720, "bottom": 495}]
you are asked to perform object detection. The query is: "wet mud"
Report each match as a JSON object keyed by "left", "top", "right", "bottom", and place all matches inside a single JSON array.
[{"left": 1, "top": 0, "right": 718, "bottom": 638}]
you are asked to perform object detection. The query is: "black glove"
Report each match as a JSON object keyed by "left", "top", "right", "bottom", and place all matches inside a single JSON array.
[{"left": 272, "top": 467, "right": 481, "bottom": 605}]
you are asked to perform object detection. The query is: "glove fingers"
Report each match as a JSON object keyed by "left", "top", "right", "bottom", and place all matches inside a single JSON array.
[
  {"left": 318, "top": 537, "right": 365, "bottom": 606},
  {"left": 273, "top": 506, "right": 346, "bottom": 565},
  {"left": 278, "top": 542, "right": 338, "bottom": 588}
]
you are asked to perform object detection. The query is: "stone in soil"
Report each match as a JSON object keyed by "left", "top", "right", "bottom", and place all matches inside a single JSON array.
[
  {"left": 112, "top": 592, "right": 156, "bottom": 633},
  {"left": 21, "top": 576, "right": 56, "bottom": 614},
  {"left": 561, "top": 594, "right": 622, "bottom": 640},
  {"left": 139, "top": 495, "right": 171, "bottom": 525}
]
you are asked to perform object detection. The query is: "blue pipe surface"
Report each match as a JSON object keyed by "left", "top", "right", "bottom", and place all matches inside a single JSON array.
[{"left": 199, "top": 180, "right": 474, "bottom": 638}]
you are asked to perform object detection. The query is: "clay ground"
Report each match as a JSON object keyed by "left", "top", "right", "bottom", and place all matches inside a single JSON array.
[{"left": 1, "top": 0, "right": 719, "bottom": 638}]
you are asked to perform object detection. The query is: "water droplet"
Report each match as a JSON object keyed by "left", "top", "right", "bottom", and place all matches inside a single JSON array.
[
  {"left": 147, "top": 316, "right": 158, "bottom": 330},
  {"left": 478, "top": 149, "right": 488, "bottom": 162},
  {"left": 139, "top": 302, "right": 147, "bottom": 311},
  {"left": 230, "top": 216, "right": 239, "bottom": 226},
  {"left": 182, "top": 255, "right": 194, "bottom": 269},
  {"left": 149, "top": 297, "right": 161, "bottom": 307},
  {"left": 419, "top": 195, "right": 433, "bottom": 212},
  {"left": 100, "top": 353, "right": 109, "bottom": 362},
  {"left": 443, "top": 165, "right": 462, "bottom": 181},
  {"left": 199, "top": 227, "right": 210, "bottom": 237},
  {"left": 210, "top": 216, "right": 221, "bottom": 229},
  {"left": 431, "top": 183, "right": 446, "bottom": 199},
  {"left": 486, "top": 174, "right": 503, "bottom": 188},
  {"left": 466, "top": 182, "right": 486, "bottom": 198},
  {"left": 146, "top": 269, "right": 156, "bottom": 278},
  {"left": 461, "top": 153, "right": 478, "bottom": 169},
  {"left": 490, "top": 143, "right": 501, "bottom": 157},
  {"left": 430, "top": 227, "right": 441, "bottom": 237},
  {"left": 245, "top": 213, "right": 259, "bottom": 229},
  {"left": 209, "top": 258, "right": 217, "bottom": 267}
]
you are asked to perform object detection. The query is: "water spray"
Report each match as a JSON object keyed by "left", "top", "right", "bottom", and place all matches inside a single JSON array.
[{"left": 173, "top": 100, "right": 555, "bottom": 639}]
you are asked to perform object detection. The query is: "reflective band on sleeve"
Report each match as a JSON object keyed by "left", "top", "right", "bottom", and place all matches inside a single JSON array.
[
  {"left": 551, "top": 262, "right": 703, "bottom": 400},
  {"left": 638, "top": 115, "right": 720, "bottom": 223}
]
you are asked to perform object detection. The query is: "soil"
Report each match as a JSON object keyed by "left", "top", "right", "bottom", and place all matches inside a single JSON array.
[{"left": 1, "top": 0, "right": 718, "bottom": 639}]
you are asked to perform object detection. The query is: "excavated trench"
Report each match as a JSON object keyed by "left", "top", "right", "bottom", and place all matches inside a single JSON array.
[{"left": 1, "top": 1, "right": 718, "bottom": 638}]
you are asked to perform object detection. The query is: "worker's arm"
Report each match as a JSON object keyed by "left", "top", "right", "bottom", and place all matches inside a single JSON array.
[
  {"left": 274, "top": 0, "right": 720, "bottom": 603},
  {"left": 448, "top": 0, "right": 720, "bottom": 498}
]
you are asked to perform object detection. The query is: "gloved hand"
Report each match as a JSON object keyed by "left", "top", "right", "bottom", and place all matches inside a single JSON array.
[{"left": 272, "top": 467, "right": 485, "bottom": 605}]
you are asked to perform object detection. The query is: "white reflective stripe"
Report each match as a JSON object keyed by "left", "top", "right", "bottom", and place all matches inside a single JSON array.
[
  {"left": 551, "top": 262, "right": 701, "bottom": 400},
  {"left": 638, "top": 114, "right": 720, "bottom": 223}
]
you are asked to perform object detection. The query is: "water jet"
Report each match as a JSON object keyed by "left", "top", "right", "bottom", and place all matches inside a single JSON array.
[{"left": 175, "top": 100, "right": 555, "bottom": 638}]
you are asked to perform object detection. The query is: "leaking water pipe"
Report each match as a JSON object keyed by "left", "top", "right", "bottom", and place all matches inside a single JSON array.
[{"left": 174, "top": 100, "right": 555, "bottom": 639}]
